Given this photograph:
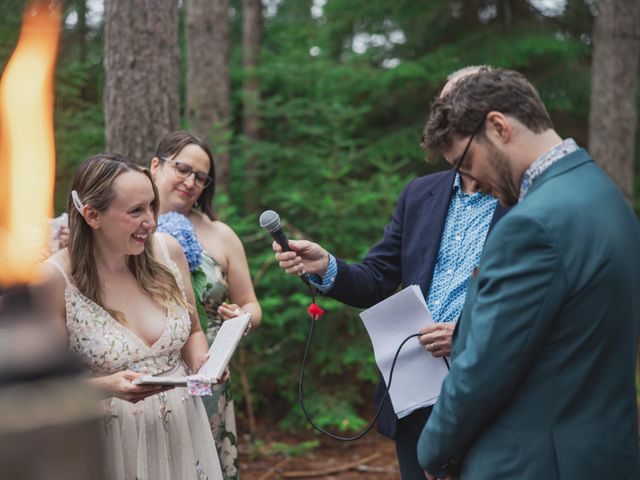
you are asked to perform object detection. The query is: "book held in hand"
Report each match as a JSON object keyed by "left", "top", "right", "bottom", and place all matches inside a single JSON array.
[{"left": 133, "top": 312, "right": 251, "bottom": 387}]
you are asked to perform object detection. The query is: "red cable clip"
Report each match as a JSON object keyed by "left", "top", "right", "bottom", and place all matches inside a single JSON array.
[{"left": 307, "top": 303, "right": 325, "bottom": 320}]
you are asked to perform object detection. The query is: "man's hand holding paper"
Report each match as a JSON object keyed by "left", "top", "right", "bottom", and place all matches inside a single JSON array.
[
  {"left": 360, "top": 285, "right": 450, "bottom": 419},
  {"left": 419, "top": 322, "right": 455, "bottom": 358}
]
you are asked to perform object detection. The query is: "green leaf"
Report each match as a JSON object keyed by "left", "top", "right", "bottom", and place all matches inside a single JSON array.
[{"left": 191, "top": 268, "right": 208, "bottom": 333}]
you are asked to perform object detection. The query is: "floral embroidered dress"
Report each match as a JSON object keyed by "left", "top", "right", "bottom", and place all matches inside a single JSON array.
[
  {"left": 48, "top": 235, "right": 223, "bottom": 480},
  {"left": 200, "top": 251, "right": 240, "bottom": 480}
]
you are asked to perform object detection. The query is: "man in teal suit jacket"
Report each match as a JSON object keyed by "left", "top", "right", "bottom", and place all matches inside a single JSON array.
[{"left": 417, "top": 69, "right": 640, "bottom": 479}]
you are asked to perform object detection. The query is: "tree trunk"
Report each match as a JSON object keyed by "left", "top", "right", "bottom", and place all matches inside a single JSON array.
[
  {"left": 104, "top": 0, "right": 180, "bottom": 165},
  {"left": 76, "top": 0, "right": 89, "bottom": 101},
  {"left": 185, "top": 0, "right": 231, "bottom": 194},
  {"left": 588, "top": 0, "right": 640, "bottom": 202},
  {"left": 75, "top": 0, "right": 87, "bottom": 64},
  {"left": 242, "top": 0, "right": 262, "bottom": 208}
]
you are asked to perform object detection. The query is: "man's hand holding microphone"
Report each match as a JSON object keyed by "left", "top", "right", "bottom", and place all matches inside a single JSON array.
[
  {"left": 272, "top": 239, "right": 329, "bottom": 278},
  {"left": 261, "top": 210, "right": 329, "bottom": 281},
  {"left": 273, "top": 237, "right": 456, "bottom": 358},
  {"left": 264, "top": 208, "right": 455, "bottom": 360}
]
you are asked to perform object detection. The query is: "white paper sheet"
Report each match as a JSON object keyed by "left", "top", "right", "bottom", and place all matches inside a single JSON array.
[{"left": 360, "top": 285, "right": 449, "bottom": 418}]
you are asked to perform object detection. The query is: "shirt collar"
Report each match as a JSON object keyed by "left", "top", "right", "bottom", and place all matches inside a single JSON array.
[
  {"left": 453, "top": 172, "right": 462, "bottom": 191},
  {"left": 452, "top": 173, "right": 498, "bottom": 206},
  {"left": 519, "top": 138, "right": 579, "bottom": 202}
]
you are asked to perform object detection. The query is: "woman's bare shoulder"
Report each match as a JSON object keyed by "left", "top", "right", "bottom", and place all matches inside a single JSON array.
[
  {"left": 41, "top": 249, "right": 71, "bottom": 281},
  {"left": 191, "top": 212, "right": 240, "bottom": 241},
  {"left": 33, "top": 249, "right": 70, "bottom": 305},
  {"left": 211, "top": 219, "right": 238, "bottom": 238},
  {"left": 153, "top": 232, "right": 185, "bottom": 265}
]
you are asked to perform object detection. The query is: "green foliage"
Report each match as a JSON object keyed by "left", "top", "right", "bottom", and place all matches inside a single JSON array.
[
  {"left": 0, "top": 0, "right": 25, "bottom": 72},
  {"left": 191, "top": 268, "right": 210, "bottom": 333},
  {"left": 53, "top": 0, "right": 106, "bottom": 213},
  {"left": 248, "top": 438, "right": 319, "bottom": 459},
  {"left": 2, "top": 0, "right": 638, "bottom": 431},
  {"left": 267, "top": 440, "right": 319, "bottom": 457},
  {"left": 224, "top": 0, "right": 614, "bottom": 433},
  {"left": 278, "top": 389, "right": 368, "bottom": 434}
]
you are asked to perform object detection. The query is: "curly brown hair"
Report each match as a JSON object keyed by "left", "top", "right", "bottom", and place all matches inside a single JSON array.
[{"left": 422, "top": 69, "right": 553, "bottom": 157}]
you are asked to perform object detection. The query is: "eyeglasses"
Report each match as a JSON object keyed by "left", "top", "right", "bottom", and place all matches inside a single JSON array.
[
  {"left": 454, "top": 116, "right": 486, "bottom": 175},
  {"left": 163, "top": 158, "right": 213, "bottom": 188}
]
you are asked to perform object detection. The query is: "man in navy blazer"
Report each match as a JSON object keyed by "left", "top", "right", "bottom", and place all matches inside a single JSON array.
[
  {"left": 417, "top": 69, "right": 640, "bottom": 479},
  {"left": 273, "top": 68, "right": 509, "bottom": 479}
]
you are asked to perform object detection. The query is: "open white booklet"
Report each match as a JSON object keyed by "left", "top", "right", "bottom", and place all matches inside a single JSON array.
[
  {"left": 133, "top": 312, "right": 251, "bottom": 386},
  {"left": 359, "top": 285, "right": 450, "bottom": 418}
]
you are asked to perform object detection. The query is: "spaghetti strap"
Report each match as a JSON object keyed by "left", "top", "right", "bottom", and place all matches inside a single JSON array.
[
  {"left": 155, "top": 233, "right": 172, "bottom": 263},
  {"left": 47, "top": 259, "right": 72, "bottom": 287},
  {"left": 155, "top": 233, "right": 187, "bottom": 299}
]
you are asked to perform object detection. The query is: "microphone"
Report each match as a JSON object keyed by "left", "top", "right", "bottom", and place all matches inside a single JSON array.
[{"left": 259, "top": 210, "right": 311, "bottom": 286}]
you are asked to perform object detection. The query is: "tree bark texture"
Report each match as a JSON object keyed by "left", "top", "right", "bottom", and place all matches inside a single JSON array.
[
  {"left": 104, "top": 0, "right": 179, "bottom": 165},
  {"left": 186, "top": 0, "right": 231, "bottom": 194},
  {"left": 588, "top": 0, "right": 640, "bottom": 202},
  {"left": 242, "top": 0, "right": 262, "bottom": 141},
  {"left": 76, "top": 0, "right": 87, "bottom": 65},
  {"left": 242, "top": 0, "right": 262, "bottom": 208}
]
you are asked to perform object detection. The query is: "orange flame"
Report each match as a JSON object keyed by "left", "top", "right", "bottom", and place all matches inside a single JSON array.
[{"left": 0, "top": 1, "right": 61, "bottom": 286}]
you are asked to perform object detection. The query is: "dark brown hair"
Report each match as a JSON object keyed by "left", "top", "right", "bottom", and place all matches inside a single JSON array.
[
  {"left": 154, "top": 131, "right": 217, "bottom": 220},
  {"left": 422, "top": 69, "right": 554, "bottom": 156}
]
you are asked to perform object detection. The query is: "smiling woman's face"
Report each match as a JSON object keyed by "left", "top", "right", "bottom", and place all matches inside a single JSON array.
[{"left": 94, "top": 170, "right": 157, "bottom": 256}]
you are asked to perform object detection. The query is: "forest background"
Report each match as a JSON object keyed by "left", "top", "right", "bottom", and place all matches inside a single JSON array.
[{"left": 1, "top": 0, "right": 638, "bottom": 437}]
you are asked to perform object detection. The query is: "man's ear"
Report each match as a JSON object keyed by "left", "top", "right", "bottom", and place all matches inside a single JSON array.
[
  {"left": 82, "top": 205, "right": 101, "bottom": 230},
  {"left": 150, "top": 157, "right": 161, "bottom": 178},
  {"left": 485, "top": 111, "right": 512, "bottom": 144}
]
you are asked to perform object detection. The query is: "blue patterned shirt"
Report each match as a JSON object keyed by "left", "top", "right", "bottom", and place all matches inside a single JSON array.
[
  {"left": 426, "top": 175, "right": 497, "bottom": 323},
  {"left": 312, "top": 174, "right": 497, "bottom": 325}
]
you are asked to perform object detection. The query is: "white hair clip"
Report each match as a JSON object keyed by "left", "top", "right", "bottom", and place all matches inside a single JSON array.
[{"left": 71, "top": 190, "right": 85, "bottom": 214}]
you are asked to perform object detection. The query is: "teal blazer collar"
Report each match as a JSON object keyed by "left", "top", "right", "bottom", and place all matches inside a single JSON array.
[{"left": 525, "top": 148, "right": 593, "bottom": 198}]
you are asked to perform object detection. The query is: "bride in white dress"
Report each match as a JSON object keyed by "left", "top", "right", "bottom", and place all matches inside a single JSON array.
[{"left": 36, "top": 153, "right": 223, "bottom": 480}]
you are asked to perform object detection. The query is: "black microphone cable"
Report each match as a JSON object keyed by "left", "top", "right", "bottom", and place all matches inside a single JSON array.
[
  {"left": 299, "top": 309, "right": 422, "bottom": 441},
  {"left": 260, "top": 210, "right": 449, "bottom": 441},
  {"left": 299, "top": 265, "right": 450, "bottom": 441},
  {"left": 299, "top": 281, "right": 445, "bottom": 441}
]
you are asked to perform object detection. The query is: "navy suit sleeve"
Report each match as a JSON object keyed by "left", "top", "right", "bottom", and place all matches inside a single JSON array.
[
  {"left": 326, "top": 179, "right": 414, "bottom": 308},
  {"left": 418, "top": 213, "right": 568, "bottom": 476}
]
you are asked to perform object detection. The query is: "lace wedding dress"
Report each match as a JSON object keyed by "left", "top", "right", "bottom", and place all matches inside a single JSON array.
[{"left": 48, "top": 235, "right": 223, "bottom": 480}]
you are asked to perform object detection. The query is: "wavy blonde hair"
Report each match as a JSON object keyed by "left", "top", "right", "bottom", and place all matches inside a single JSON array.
[{"left": 67, "top": 153, "right": 188, "bottom": 323}]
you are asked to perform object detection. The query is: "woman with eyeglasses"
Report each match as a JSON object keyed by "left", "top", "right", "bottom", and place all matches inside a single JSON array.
[{"left": 150, "top": 131, "right": 262, "bottom": 480}]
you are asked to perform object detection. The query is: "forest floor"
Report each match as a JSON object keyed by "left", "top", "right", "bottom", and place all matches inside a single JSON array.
[{"left": 237, "top": 420, "right": 400, "bottom": 480}]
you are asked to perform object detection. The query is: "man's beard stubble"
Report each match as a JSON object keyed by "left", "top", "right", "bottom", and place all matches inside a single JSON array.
[{"left": 488, "top": 145, "right": 519, "bottom": 207}]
